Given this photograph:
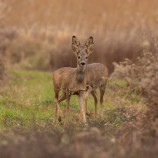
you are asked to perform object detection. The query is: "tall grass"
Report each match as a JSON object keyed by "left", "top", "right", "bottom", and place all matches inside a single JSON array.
[{"left": 0, "top": 0, "right": 158, "bottom": 72}]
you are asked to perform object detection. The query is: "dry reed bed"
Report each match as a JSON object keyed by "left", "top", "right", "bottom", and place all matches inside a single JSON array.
[{"left": 0, "top": 0, "right": 158, "bottom": 72}]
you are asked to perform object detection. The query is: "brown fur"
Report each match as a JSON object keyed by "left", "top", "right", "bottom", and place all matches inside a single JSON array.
[
  {"left": 53, "top": 63, "right": 108, "bottom": 117},
  {"left": 53, "top": 36, "right": 95, "bottom": 123},
  {"left": 53, "top": 67, "right": 87, "bottom": 93}
]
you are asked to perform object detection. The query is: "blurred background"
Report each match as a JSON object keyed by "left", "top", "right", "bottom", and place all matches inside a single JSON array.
[
  {"left": 0, "top": 1, "right": 158, "bottom": 157},
  {"left": 1, "top": 0, "right": 158, "bottom": 75}
]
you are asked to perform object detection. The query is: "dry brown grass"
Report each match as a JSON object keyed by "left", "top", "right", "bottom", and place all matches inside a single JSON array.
[
  {"left": 111, "top": 36, "right": 158, "bottom": 121},
  {"left": 0, "top": 0, "right": 158, "bottom": 72}
]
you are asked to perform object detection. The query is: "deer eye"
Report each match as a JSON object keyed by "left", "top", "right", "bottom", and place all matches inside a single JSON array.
[
  {"left": 86, "top": 56, "right": 88, "bottom": 59},
  {"left": 78, "top": 56, "right": 81, "bottom": 59}
]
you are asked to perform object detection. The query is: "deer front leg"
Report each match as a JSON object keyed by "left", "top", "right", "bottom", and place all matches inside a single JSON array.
[
  {"left": 85, "top": 99, "right": 90, "bottom": 116},
  {"left": 54, "top": 91, "right": 65, "bottom": 122},
  {"left": 78, "top": 91, "right": 86, "bottom": 123},
  {"left": 55, "top": 98, "right": 62, "bottom": 121},
  {"left": 85, "top": 86, "right": 93, "bottom": 117}
]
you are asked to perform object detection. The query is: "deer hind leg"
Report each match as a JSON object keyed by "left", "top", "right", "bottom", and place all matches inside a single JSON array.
[
  {"left": 100, "top": 85, "right": 106, "bottom": 117},
  {"left": 85, "top": 90, "right": 97, "bottom": 117},
  {"left": 91, "top": 90, "right": 98, "bottom": 117},
  {"left": 66, "top": 91, "right": 71, "bottom": 113}
]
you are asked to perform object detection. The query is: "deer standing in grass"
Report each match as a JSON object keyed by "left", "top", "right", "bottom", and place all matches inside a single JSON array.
[{"left": 53, "top": 36, "right": 108, "bottom": 123}]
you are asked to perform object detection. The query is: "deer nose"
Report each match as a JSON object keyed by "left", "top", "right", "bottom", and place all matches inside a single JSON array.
[{"left": 81, "top": 62, "right": 86, "bottom": 65}]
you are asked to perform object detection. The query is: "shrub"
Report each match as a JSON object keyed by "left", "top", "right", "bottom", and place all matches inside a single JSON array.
[{"left": 112, "top": 36, "right": 158, "bottom": 119}]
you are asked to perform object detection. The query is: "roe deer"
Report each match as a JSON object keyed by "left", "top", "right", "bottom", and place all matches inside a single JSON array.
[
  {"left": 53, "top": 36, "right": 94, "bottom": 123},
  {"left": 53, "top": 36, "right": 109, "bottom": 122}
]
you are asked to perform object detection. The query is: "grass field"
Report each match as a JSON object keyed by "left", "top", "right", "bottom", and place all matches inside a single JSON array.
[
  {"left": 1, "top": 69, "right": 157, "bottom": 158},
  {"left": 0, "top": 69, "right": 144, "bottom": 130}
]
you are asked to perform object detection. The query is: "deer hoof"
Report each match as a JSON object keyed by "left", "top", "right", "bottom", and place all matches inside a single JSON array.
[
  {"left": 86, "top": 112, "right": 91, "bottom": 117},
  {"left": 58, "top": 116, "right": 62, "bottom": 122}
]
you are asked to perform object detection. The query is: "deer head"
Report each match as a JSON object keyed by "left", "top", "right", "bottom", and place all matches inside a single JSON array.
[{"left": 72, "top": 36, "right": 94, "bottom": 71}]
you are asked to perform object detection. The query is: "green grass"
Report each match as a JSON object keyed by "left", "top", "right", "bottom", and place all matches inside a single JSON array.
[
  {"left": 0, "top": 69, "right": 145, "bottom": 131},
  {"left": 0, "top": 69, "right": 55, "bottom": 130}
]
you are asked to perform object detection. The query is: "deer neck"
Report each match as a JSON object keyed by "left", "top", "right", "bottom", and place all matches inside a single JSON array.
[{"left": 76, "top": 64, "right": 87, "bottom": 83}]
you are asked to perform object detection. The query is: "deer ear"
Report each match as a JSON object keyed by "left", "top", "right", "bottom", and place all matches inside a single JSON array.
[
  {"left": 72, "top": 36, "right": 80, "bottom": 46},
  {"left": 72, "top": 36, "right": 80, "bottom": 55},
  {"left": 85, "top": 37, "right": 94, "bottom": 47},
  {"left": 72, "top": 44, "right": 79, "bottom": 55},
  {"left": 85, "top": 37, "right": 94, "bottom": 55}
]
